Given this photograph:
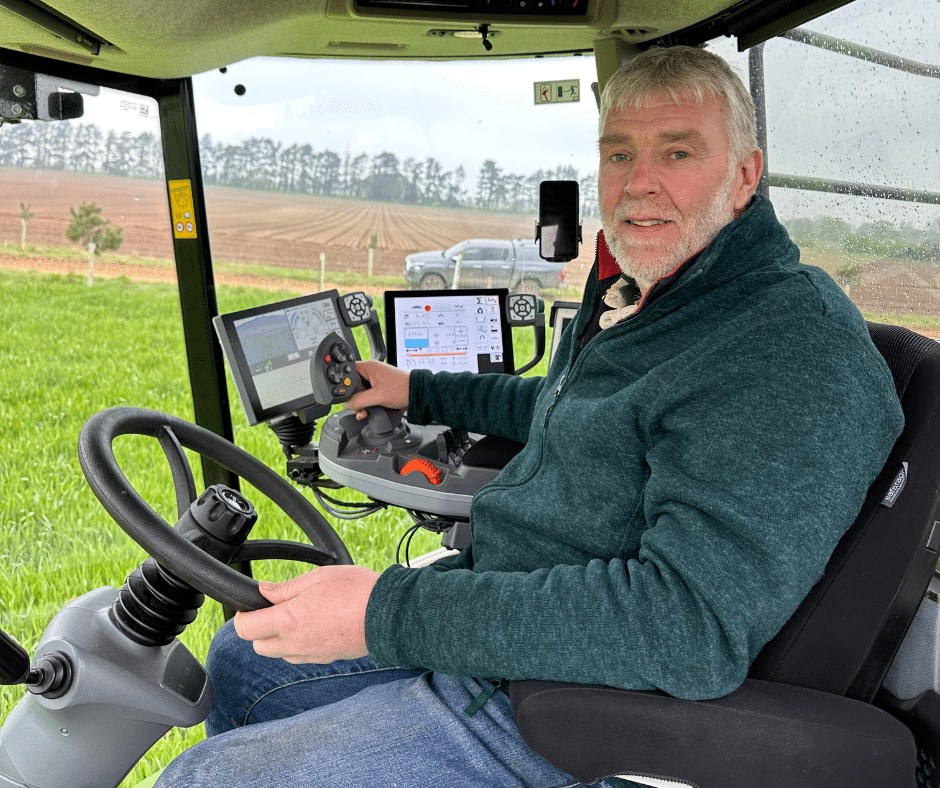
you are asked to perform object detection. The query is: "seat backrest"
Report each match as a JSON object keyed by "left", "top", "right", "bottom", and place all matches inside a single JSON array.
[{"left": 749, "top": 323, "right": 940, "bottom": 702}]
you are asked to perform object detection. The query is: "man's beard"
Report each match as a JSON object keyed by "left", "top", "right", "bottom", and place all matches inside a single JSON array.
[{"left": 602, "top": 166, "right": 738, "bottom": 285}]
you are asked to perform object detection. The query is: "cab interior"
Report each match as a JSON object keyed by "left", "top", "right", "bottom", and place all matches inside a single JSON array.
[{"left": 2, "top": 1, "right": 940, "bottom": 787}]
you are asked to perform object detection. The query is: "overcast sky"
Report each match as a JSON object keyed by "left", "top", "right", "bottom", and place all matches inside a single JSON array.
[{"left": 188, "top": 54, "right": 601, "bottom": 183}]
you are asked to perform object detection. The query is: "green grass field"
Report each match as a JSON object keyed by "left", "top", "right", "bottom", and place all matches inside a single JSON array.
[{"left": 0, "top": 268, "right": 552, "bottom": 786}]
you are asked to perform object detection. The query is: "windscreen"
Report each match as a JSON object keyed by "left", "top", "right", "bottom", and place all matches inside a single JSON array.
[{"left": 190, "top": 55, "right": 599, "bottom": 315}]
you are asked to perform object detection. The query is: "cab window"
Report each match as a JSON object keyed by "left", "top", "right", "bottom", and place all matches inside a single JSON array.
[
  {"left": 711, "top": 0, "right": 940, "bottom": 336},
  {"left": 190, "top": 55, "right": 599, "bottom": 306}
]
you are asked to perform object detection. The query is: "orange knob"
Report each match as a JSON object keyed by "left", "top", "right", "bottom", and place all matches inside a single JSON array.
[{"left": 399, "top": 458, "right": 443, "bottom": 485}]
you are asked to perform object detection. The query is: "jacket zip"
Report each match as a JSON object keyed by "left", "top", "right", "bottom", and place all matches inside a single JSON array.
[
  {"left": 544, "top": 299, "right": 643, "bottom": 428},
  {"left": 545, "top": 248, "right": 706, "bottom": 428}
]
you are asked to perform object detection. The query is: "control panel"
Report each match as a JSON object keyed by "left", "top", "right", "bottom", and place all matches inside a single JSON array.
[
  {"left": 216, "top": 288, "right": 539, "bottom": 526},
  {"left": 310, "top": 292, "right": 535, "bottom": 520},
  {"left": 307, "top": 322, "right": 502, "bottom": 520},
  {"left": 317, "top": 411, "right": 505, "bottom": 520}
]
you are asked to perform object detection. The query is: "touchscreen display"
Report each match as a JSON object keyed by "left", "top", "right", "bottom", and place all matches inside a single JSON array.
[
  {"left": 214, "top": 291, "right": 350, "bottom": 425},
  {"left": 385, "top": 289, "right": 514, "bottom": 374}
]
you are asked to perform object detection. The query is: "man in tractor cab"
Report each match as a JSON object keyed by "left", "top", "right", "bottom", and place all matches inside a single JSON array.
[{"left": 156, "top": 46, "right": 903, "bottom": 788}]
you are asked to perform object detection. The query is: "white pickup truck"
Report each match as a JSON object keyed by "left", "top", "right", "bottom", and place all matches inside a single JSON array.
[{"left": 403, "top": 238, "right": 567, "bottom": 294}]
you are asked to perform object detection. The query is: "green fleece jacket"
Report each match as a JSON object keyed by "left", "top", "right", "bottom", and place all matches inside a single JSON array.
[{"left": 363, "top": 196, "right": 903, "bottom": 700}]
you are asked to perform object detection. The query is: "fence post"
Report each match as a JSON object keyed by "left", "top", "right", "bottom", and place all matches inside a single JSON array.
[
  {"left": 367, "top": 233, "right": 378, "bottom": 282},
  {"left": 319, "top": 252, "right": 326, "bottom": 292},
  {"left": 87, "top": 241, "right": 96, "bottom": 286}
]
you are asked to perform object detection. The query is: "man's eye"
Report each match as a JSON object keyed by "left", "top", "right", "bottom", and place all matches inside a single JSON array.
[
  {"left": 611, "top": 153, "right": 629, "bottom": 162},
  {"left": 671, "top": 150, "right": 690, "bottom": 160}
]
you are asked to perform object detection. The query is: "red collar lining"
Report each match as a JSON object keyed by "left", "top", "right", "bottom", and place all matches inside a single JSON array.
[{"left": 597, "top": 230, "right": 620, "bottom": 280}]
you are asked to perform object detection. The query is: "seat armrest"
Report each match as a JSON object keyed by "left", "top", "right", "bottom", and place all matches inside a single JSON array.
[{"left": 509, "top": 678, "right": 915, "bottom": 788}]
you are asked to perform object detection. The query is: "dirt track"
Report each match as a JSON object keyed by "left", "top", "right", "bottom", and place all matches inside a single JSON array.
[{"left": 0, "top": 251, "right": 383, "bottom": 295}]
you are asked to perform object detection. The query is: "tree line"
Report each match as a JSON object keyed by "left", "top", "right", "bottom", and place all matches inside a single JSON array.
[
  {"left": 0, "top": 122, "right": 163, "bottom": 180},
  {"left": 0, "top": 121, "right": 600, "bottom": 218},
  {"left": 783, "top": 215, "right": 940, "bottom": 263}
]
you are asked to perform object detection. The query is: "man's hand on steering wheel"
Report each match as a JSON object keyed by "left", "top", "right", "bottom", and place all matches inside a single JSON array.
[{"left": 234, "top": 565, "right": 379, "bottom": 663}]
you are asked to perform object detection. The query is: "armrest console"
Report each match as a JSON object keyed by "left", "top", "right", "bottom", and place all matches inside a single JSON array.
[{"left": 510, "top": 678, "right": 915, "bottom": 788}]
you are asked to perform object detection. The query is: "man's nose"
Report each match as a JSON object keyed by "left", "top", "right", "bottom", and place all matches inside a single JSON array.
[{"left": 624, "top": 156, "right": 659, "bottom": 196}]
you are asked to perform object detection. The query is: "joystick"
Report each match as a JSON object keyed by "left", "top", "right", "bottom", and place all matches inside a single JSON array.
[
  {"left": 360, "top": 405, "right": 407, "bottom": 445},
  {"left": 310, "top": 331, "right": 363, "bottom": 406},
  {"left": 354, "top": 377, "right": 410, "bottom": 446},
  {"left": 309, "top": 332, "right": 411, "bottom": 447}
]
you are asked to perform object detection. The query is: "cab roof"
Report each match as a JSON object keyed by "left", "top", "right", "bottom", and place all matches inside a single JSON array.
[{"left": 1, "top": 0, "right": 855, "bottom": 80}]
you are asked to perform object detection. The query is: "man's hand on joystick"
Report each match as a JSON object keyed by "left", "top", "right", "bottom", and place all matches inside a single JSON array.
[{"left": 345, "top": 360, "right": 411, "bottom": 436}]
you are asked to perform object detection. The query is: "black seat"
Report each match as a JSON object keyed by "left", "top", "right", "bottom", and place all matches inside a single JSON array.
[{"left": 511, "top": 322, "right": 940, "bottom": 788}]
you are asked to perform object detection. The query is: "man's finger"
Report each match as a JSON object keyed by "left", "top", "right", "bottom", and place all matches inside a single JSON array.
[
  {"left": 246, "top": 636, "right": 297, "bottom": 661},
  {"left": 257, "top": 579, "right": 291, "bottom": 604},
  {"left": 345, "top": 383, "right": 381, "bottom": 413},
  {"left": 257, "top": 571, "right": 319, "bottom": 604},
  {"left": 233, "top": 607, "right": 284, "bottom": 643}
]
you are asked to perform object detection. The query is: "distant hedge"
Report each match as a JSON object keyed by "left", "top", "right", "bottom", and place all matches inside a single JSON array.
[{"left": 840, "top": 235, "right": 940, "bottom": 262}]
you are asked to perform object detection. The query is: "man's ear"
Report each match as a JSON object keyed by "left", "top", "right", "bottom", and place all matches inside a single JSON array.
[{"left": 732, "top": 148, "right": 763, "bottom": 214}]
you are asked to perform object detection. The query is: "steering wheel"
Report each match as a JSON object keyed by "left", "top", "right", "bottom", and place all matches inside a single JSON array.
[{"left": 77, "top": 406, "right": 353, "bottom": 611}]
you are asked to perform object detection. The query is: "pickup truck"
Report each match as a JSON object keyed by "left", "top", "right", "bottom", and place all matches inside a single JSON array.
[{"left": 403, "top": 238, "right": 566, "bottom": 294}]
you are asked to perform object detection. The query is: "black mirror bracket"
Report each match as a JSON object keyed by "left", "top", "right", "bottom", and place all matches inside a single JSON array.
[{"left": 0, "top": 62, "right": 99, "bottom": 122}]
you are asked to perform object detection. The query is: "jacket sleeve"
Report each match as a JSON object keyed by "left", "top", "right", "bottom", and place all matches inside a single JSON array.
[
  {"left": 408, "top": 369, "right": 546, "bottom": 444},
  {"left": 364, "top": 310, "right": 904, "bottom": 699}
]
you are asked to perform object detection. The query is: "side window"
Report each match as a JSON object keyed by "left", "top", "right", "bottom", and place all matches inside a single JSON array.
[
  {"left": 461, "top": 247, "right": 486, "bottom": 261},
  {"left": 711, "top": 5, "right": 939, "bottom": 337},
  {"left": 0, "top": 88, "right": 169, "bottom": 263}
]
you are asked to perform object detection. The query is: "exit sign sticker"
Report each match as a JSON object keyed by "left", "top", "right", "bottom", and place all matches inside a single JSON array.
[{"left": 534, "top": 80, "right": 580, "bottom": 104}]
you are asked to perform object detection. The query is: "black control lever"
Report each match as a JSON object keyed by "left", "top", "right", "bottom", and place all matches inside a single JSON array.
[
  {"left": 363, "top": 405, "right": 404, "bottom": 437},
  {"left": 0, "top": 628, "right": 31, "bottom": 686},
  {"left": 358, "top": 380, "right": 408, "bottom": 443},
  {"left": 0, "top": 626, "right": 72, "bottom": 698}
]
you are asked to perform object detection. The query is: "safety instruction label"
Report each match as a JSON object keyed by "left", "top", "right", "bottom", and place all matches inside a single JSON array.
[
  {"left": 168, "top": 179, "right": 197, "bottom": 239},
  {"left": 534, "top": 79, "right": 580, "bottom": 104}
]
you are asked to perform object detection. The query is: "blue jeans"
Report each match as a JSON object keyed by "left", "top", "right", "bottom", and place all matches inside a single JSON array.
[{"left": 154, "top": 620, "right": 617, "bottom": 788}]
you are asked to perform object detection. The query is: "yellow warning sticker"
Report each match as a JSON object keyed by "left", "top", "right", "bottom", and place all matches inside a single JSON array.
[{"left": 168, "top": 179, "right": 198, "bottom": 239}]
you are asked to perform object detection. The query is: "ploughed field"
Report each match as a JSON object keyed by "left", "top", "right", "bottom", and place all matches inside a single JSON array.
[{"left": 0, "top": 169, "right": 598, "bottom": 288}]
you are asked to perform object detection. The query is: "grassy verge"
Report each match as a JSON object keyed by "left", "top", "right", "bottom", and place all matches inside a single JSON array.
[
  {"left": 0, "top": 243, "right": 588, "bottom": 305},
  {"left": 862, "top": 311, "right": 940, "bottom": 332}
]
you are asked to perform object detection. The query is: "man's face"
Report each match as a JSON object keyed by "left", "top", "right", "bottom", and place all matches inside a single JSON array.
[{"left": 598, "top": 91, "right": 760, "bottom": 286}]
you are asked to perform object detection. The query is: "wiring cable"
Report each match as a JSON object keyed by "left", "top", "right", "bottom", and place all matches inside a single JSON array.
[
  {"left": 312, "top": 486, "right": 386, "bottom": 519},
  {"left": 397, "top": 512, "right": 456, "bottom": 566}
]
